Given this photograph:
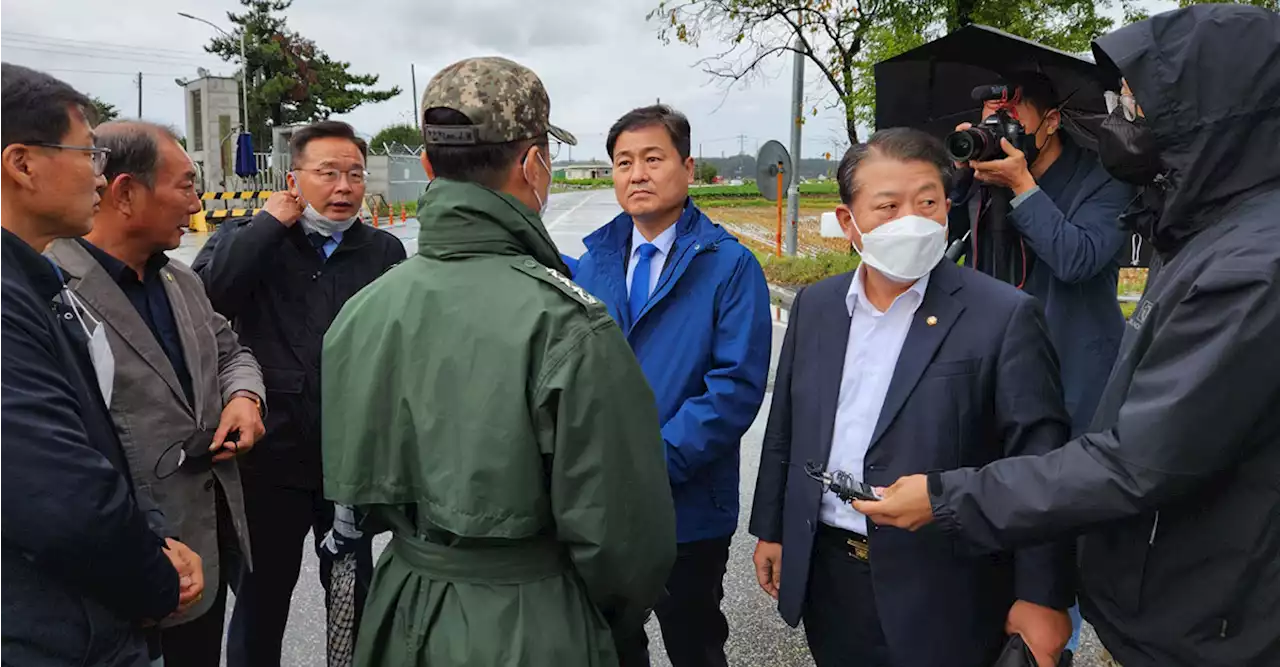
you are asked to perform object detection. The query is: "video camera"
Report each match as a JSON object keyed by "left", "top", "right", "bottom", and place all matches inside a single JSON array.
[
  {"left": 939, "top": 83, "right": 1040, "bottom": 286},
  {"left": 945, "top": 85, "right": 1036, "bottom": 163}
]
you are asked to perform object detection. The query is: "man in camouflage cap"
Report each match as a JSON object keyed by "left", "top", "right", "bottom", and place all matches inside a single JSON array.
[{"left": 321, "top": 56, "right": 677, "bottom": 666}]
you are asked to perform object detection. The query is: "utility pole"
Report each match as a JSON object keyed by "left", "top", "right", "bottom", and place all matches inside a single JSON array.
[
  {"left": 136, "top": 72, "right": 143, "bottom": 117},
  {"left": 410, "top": 64, "right": 419, "bottom": 130},
  {"left": 737, "top": 134, "right": 748, "bottom": 156},
  {"left": 785, "top": 39, "right": 804, "bottom": 257}
]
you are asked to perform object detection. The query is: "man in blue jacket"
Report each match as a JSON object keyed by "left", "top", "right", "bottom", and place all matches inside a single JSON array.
[{"left": 574, "top": 105, "right": 772, "bottom": 667}]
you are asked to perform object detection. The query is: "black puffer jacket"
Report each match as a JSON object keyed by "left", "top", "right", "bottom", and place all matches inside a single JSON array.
[
  {"left": 928, "top": 6, "right": 1280, "bottom": 666},
  {"left": 193, "top": 214, "right": 406, "bottom": 488}
]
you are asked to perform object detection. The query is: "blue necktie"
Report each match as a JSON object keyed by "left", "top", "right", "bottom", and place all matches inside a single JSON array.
[
  {"left": 307, "top": 232, "right": 329, "bottom": 260},
  {"left": 629, "top": 243, "right": 658, "bottom": 325}
]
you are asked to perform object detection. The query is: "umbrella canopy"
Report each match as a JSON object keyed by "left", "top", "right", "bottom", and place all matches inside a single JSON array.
[
  {"left": 874, "top": 24, "right": 1112, "bottom": 147},
  {"left": 872, "top": 24, "right": 1154, "bottom": 270},
  {"left": 234, "top": 132, "right": 258, "bottom": 178}
]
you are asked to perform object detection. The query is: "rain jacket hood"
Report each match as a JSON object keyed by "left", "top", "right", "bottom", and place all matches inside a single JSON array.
[
  {"left": 1092, "top": 4, "right": 1280, "bottom": 253},
  {"left": 416, "top": 177, "right": 570, "bottom": 275}
]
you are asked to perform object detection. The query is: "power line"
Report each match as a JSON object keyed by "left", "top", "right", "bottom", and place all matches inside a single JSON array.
[
  {"left": 1, "top": 44, "right": 222, "bottom": 68},
  {"left": 1, "top": 31, "right": 218, "bottom": 59},
  {"left": 40, "top": 67, "right": 194, "bottom": 77}
]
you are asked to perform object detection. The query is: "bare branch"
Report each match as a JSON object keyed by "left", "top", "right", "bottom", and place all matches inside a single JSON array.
[
  {"left": 769, "top": 2, "right": 848, "bottom": 98},
  {"left": 700, "top": 44, "right": 803, "bottom": 82}
]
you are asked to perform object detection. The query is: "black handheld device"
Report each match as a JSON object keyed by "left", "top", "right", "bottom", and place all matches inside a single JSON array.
[{"left": 803, "top": 461, "right": 882, "bottom": 503}]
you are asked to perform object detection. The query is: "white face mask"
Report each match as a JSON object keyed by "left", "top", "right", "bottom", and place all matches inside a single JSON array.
[
  {"left": 289, "top": 172, "right": 359, "bottom": 237},
  {"left": 299, "top": 203, "right": 358, "bottom": 237},
  {"left": 851, "top": 214, "right": 947, "bottom": 283},
  {"left": 63, "top": 288, "right": 114, "bottom": 408},
  {"left": 523, "top": 151, "right": 552, "bottom": 215}
]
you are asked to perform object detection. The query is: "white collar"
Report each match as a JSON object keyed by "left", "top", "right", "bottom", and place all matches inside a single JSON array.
[
  {"left": 630, "top": 222, "right": 679, "bottom": 259},
  {"left": 846, "top": 265, "right": 930, "bottom": 317}
]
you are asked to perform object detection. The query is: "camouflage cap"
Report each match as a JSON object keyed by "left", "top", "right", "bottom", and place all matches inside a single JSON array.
[{"left": 420, "top": 56, "right": 577, "bottom": 147}]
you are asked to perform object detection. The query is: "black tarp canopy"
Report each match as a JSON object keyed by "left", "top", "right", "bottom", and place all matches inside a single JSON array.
[
  {"left": 873, "top": 24, "right": 1152, "bottom": 269},
  {"left": 874, "top": 24, "right": 1111, "bottom": 146}
]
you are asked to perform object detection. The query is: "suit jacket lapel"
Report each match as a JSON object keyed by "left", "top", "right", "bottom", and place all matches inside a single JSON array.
[
  {"left": 815, "top": 272, "right": 855, "bottom": 465},
  {"left": 47, "top": 240, "right": 191, "bottom": 410},
  {"left": 868, "top": 263, "right": 965, "bottom": 449},
  {"left": 162, "top": 266, "right": 203, "bottom": 413}
]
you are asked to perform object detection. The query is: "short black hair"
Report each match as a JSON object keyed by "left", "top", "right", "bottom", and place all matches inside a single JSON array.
[
  {"left": 421, "top": 107, "right": 543, "bottom": 190},
  {"left": 2, "top": 63, "right": 94, "bottom": 150},
  {"left": 837, "top": 128, "right": 954, "bottom": 205},
  {"left": 1002, "top": 71, "right": 1060, "bottom": 114},
  {"left": 290, "top": 120, "right": 368, "bottom": 165},
  {"left": 97, "top": 120, "right": 183, "bottom": 188},
  {"left": 606, "top": 105, "right": 691, "bottom": 161}
]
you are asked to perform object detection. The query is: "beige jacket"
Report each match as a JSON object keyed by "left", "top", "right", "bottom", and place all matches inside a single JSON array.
[{"left": 46, "top": 239, "right": 264, "bottom": 626}]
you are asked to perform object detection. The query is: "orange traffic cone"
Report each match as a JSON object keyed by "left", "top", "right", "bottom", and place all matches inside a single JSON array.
[{"left": 400, "top": 203, "right": 407, "bottom": 224}]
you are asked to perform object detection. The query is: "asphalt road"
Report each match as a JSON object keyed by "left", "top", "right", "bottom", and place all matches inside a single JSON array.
[{"left": 181, "top": 190, "right": 1100, "bottom": 666}]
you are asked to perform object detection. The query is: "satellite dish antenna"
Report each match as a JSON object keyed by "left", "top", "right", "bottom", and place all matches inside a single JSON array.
[{"left": 755, "top": 140, "right": 792, "bottom": 202}]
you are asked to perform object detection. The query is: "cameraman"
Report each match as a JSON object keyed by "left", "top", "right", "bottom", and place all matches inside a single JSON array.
[{"left": 948, "top": 72, "right": 1134, "bottom": 438}]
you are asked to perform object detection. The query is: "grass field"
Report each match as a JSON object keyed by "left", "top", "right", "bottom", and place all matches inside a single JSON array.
[{"left": 705, "top": 197, "right": 1150, "bottom": 308}]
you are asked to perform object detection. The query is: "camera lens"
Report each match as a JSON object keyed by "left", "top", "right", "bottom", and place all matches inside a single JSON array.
[{"left": 945, "top": 129, "right": 986, "bottom": 163}]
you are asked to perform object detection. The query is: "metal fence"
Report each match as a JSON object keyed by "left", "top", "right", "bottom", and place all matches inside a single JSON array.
[
  {"left": 197, "top": 152, "right": 290, "bottom": 195},
  {"left": 197, "top": 150, "right": 429, "bottom": 204}
]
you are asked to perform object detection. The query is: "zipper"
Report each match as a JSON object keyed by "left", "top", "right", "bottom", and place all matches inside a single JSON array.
[{"left": 1148, "top": 510, "right": 1160, "bottom": 545}]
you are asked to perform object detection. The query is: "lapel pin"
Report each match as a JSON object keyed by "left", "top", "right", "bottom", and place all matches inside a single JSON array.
[{"left": 926, "top": 315, "right": 938, "bottom": 326}]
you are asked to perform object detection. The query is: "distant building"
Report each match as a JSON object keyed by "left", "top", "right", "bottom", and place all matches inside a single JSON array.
[
  {"left": 562, "top": 163, "right": 613, "bottom": 180},
  {"left": 181, "top": 75, "right": 241, "bottom": 191}
]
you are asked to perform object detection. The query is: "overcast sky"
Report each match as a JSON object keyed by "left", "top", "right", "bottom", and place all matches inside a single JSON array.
[{"left": 1, "top": 0, "right": 1176, "bottom": 163}]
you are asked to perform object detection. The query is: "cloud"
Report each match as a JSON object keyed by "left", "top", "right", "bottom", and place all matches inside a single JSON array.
[{"left": 0, "top": 0, "right": 877, "bottom": 163}]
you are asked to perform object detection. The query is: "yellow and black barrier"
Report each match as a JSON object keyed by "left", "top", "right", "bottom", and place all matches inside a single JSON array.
[
  {"left": 190, "top": 191, "right": 275, "bottom": 232},
  {"left": 189, "top": 191, "right": 395, "bottom": 232}
]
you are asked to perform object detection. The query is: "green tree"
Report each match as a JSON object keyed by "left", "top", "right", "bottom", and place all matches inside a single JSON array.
[
  {"left": 89, "top": 96, "right": 119, "bottom": 124},
  {"left": 649, "top": 0, "right": 1131, "bottom": 142},
  {"left": 204, "top": 0, "right": 400, "bottom": 145},
  {"left": 695, "top": 160, "right": 719, "bottom": 182},
  {"left": 370, "top": 124, "right": 422, "bottom": 153}
]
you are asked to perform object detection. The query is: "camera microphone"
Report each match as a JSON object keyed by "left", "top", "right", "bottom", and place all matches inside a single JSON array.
[
  {"left": 970, "top": 84, "right": 1008, "bottom": 103},
  {"left": 945, "top": 230, "right": 971, "bottom": 263}
]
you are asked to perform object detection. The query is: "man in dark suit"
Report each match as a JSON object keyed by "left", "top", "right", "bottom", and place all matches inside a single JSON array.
[{"left": 749, "top": 128, "right": 1074, "bottom": 667}]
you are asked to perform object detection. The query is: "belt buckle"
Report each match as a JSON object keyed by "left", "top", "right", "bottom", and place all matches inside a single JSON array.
[{"left": 846, "top": 537, "right": 869, "bottom": 562}]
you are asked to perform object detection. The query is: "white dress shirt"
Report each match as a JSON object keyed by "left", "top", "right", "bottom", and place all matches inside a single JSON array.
[
  {"left": 625, "top": 223, "right": 679, "bottom": 297},
  {"left": 819, "top": 267, "right": 930, "bottom": 535}
]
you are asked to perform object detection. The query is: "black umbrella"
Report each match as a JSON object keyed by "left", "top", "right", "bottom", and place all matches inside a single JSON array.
[{"left": 874, "top": 24, "right": 1111, "bottom": 148}]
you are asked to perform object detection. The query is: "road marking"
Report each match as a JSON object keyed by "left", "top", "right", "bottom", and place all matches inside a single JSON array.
[{"left": 545, "top": 191, "right": 597, "bottom": 231}]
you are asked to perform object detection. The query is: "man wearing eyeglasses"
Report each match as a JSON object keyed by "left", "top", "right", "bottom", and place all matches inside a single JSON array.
[
  {"left": 193, "top": 119, "right": 406, "bottom": 666},
  {"left": 44, "top": 120, "right": 266, "bottom": 667},
  {"left": 2, "top": 63, "right": 199, "bottom": 667}
]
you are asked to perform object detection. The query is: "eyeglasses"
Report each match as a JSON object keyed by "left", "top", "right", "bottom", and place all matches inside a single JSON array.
[
  {"left": 28, "top": 142, "right": 111, "bottom": 176},
  {"left": 548, "top": 139, "right": 562, "bottom": 161},
  {"left": 1105, "top": 91, "right": 1139, "bottom": 122},
  {"left": 296, "top": 167, "right": 369, "bottom": 185}
]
